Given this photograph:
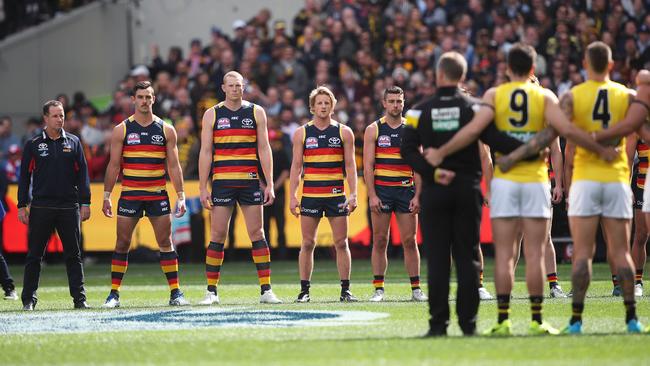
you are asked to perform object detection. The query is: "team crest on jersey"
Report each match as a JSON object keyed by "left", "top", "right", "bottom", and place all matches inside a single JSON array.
[
  {"left": 242, "top": 118, "right": 254, "bottom": 128},
  {"left": 38, "top": 142, "right": 49, "bottom": 157},
  {"left": 332, "top": 187, "right": 342, "bottom": 194},
  {"left": 62, "top": 141, "right": 72, "bottom": 153},
  {"left": 127, "top": 133, "right": 140, "bottom": 145},
  {"left": 151, "top": 135, "right": 164, "bottom": 145},
  {"left": 306, "top": 137, "right": 318, "bottom": 149},
  {"left": 328, "top": 137, "right": 341, "bottom": 146},
  {"left": 377, "top": 135, "right": 391, "bottom": 147},
  {"left": 217, "top": 118, "right": 230, "bottom": 129}
]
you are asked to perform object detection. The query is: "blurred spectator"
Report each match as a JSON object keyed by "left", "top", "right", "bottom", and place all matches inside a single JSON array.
[
  {"left": 21, "top": 117, "right": 43, "bottom": 145},
  {"left": 3, "top": 143, "right": 20, "bottom": 183},
  {"left": 0, "top": 116, "right": 19, "bottom": 160},
  {"left": 263, "top": 117, "right": 290, "bottom": 258}
]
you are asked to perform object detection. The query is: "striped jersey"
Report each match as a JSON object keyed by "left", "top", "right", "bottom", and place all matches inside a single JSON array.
[
  {"left": 636, "top": 141, "right": 649, "bottom": 189},
  {"left": 211, "top": 101, "right": 260, "bottom": 188},
  {"left": 120, "top": 116, "right": 168, "bottom": 201},
  {"left": 302, "top": 121, "right": 345, "bottom": 198},
  {"left": 373, "top": 117, "right": 413, "bottom": 187}
]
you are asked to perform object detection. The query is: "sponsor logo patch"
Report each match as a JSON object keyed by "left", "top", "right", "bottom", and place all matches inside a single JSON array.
[
  {"left": 217, "top": 118, "right": 231, "bottom": 129},
  {"left": 151, "top": 135, "right": 164, "bottom": 144},
  {"left": 305, "top": 137, "right": 318, "bottom": 149},
  {"left": 118, "top": 207, "right": 137, "bottom": 215},
  {"left": 127, "top": 133, "right": 140, "bottom": 145},
  {"left": 328, "top": 137, "right": 341, "bottom": 146},
  {"left": 377, "top": 135, "right": 391, "bottom": 147},
  {"left": 242, "top": 118, "right": 254, "bottom": 128},
  {"left": 38, "top": 142, "right": 49, "bottom": 157},
  {"left": 431, "top": 107, "right": 460, "bottom": 131}
]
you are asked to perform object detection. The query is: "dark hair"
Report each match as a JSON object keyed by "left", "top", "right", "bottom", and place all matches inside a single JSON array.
[
  {"left": 42, "top": 100, "right": 63, "bottom": 116},
  {"left": 586, "top": 41, "right": 611, "bottom": 73},
  {"left": 133, "top": 81, "right": 153, "bottom": 95},
  {"left": 383, "top": 86, "right": 404, "bottom": 100},
  {"left": 436, "top": 52, "right": 467, "bottom": 82},
  {"left": 507, "top": 43, "right": 536, "bottom": 77}
]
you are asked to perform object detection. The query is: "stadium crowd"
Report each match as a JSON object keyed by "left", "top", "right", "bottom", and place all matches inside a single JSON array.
[{"left": 2, "top": 0, "right": 650, "bottom": 184}]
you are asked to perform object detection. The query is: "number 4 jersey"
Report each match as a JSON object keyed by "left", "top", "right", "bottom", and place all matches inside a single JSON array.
[{"left": 571, "top": 80, "right": 630, "bottom": 183}]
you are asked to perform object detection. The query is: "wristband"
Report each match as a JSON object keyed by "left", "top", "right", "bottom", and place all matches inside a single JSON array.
[
  {"left": 103, "top": 191, "right": 111, "bottom": 200},
  {"left": 177, "top": 191, "right": 186, "bottom": 200}
]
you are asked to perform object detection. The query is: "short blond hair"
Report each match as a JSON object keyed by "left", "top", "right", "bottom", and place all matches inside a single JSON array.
[
  {"left": 223, "top": 70, "right": 244, "bottom": 84},
  {"left": 308, "top": 86, "right": 337, "bottom": 113}
]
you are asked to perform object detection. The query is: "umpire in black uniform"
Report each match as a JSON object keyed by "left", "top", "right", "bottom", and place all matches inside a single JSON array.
[
  {"left": 401, "top": 52, "right": 523, "bottom": 336},
  {"left": 17, "top": 100, "right": 91, "bottom": 310}
]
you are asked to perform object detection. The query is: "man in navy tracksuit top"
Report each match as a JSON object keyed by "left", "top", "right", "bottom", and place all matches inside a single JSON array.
[{"left": 17, "top": 100, "right": 91, "bottom": 310}]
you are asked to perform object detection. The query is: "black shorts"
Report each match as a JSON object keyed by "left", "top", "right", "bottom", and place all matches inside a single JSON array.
[
  {"left": 632, "top": 183, "right": 644, "bottom": 210},
  {"left": 376, "top": 185, "right": 415, "bottom": 214},
  {"left": 212, "top": 184, "right": 263, "bottom": 206},
  {"left": 300, "top": 196, "right": 348, "bottom": 217},
  {"left": 117, "top": 198, "right": 171, "bottom": 217}
]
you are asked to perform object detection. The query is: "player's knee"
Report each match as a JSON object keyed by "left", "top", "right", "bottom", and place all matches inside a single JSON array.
[
  {"left": 372, "top": 236, "right": 388, "bottom": 251},
  {"left": 211, "top": 230, "right": 227, "bottom": 243},
  {"left": 573, "top": 259, "right": 589, "bottom": 278},
  {"left": 402, "top": 237, "right": 417, "bottom": 251},
  {"left": 247, "top": 228, "right": 264, "bottom": 242},
  {"left": 301, "top": 239, "right": 316, "bottom": 252},
  {"left": 333, "top": 237, "right": 349, "bottom": 251}
]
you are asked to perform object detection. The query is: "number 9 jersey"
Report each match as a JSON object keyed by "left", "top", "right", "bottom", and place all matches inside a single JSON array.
[
  {"left": 571, "top": 80, "right": 630, "bottom": 183},
  {"left": 494, "top": 80, "right": 548, "bottom": 183}
]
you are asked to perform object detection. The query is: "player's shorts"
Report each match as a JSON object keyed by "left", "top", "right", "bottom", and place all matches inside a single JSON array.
[
  {"left": 117, "top": 197, "right": 171, "bottom": 217},
  {"left": 300, "top": 195, "right": 348, "bottom": 217},
  {"left": 632, "top": 183, "right": 644, "bottom": 210},
  {"left": 568, "top": 181, "right": 633, "bottom": 219},
  {"left": 490, "top": 178, "right": 551, "bottom": 219},
  {"left": 642, "top": 183, "right": 650, "bottom": 213},
  {"left": 211, "top": 184, "right": 263, "bottom": 206},
  {"left": 375, "top": 185, "right": 415, "bottom": 214}
]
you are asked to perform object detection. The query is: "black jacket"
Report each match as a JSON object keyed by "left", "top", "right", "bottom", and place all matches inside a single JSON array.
[{"left": 18, "top": 129, "right": 90, "bottom": 208}]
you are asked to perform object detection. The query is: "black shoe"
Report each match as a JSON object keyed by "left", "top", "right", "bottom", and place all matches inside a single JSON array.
[
  {"left": 423, "top": 328, "right": 447, "bottom": 337},
  {"left": 296, "top": 291, "right": 310, "bottom": 303},
  {"left": 74, "top": 301, "right": 90, "bottom": 309},
  {"left": 23, "top": 301, "right": 35, "bottom": 311},
  {"left": 340, "top": 290, "right": 358, "bottom": 302}
]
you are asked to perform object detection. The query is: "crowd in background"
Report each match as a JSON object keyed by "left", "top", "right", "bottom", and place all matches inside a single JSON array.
[
  {"left": 0, "top": 0, "right": 95, "bottom": 40},
  {"left": 2, "top": 0, "right": 650, "bottom": 186}
]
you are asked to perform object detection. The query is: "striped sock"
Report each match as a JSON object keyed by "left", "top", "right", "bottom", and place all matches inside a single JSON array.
[
  {"left": 612, "top": 275, "right": 619, "bottom": 287},
  {"left": 625, "top": 300, "right": 637, "bottom": 322},
  {"left": 110, "top": 252, "right": 128, "bottom": 293},
  {"left": 160, "top": 251, "right": 180, "bottom": 293},
  {"left": 479, "top": 270, "right": 484, "bottom": 287},
  {"left": 206, "top": 242, "right": 224, "bottom": 294},
  {"left": 530, "top": 296, "right": 543, "bottom": 323},
  {"left": 570, "top": 302, "right": 584, "bottom": 325},
  {"left": 547, "top": 272, "right": 559, "bottom": 289},
  {"left": 410, "top": 276, "right": 421, "bottom": 290},
  {"left": 497, "top": 294, "right": 510, "bottom": 323},
  {"left": 252, "top": 239, "right": 271, "bottom": 293},
  {"left": 635, "top": 269, "right": 643, "bottom": 285},
  {"left": 373, "top": 275, "right": 385, "bottom": 291}
]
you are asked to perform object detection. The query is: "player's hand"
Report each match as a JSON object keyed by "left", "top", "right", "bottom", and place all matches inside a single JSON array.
[
  {"left": 433, "top": 168, "right": 455, "bottom": 185},
  {"left": 599, "top": 146, "right": 619, "bottom": 162},
  {"left": 289, "top": 196, "right": 300, "bottom": 217},
  {"left": 636, "top": 69, "right": 650, "bottom": 85},
  {"left": 200, "top": 188, "right": 212, "bottom": 210},
  {"left": 495, "top": 155, "right": 515, "bottom": 173},
  {"left": 341, "top": 193, "right": 358, "bottom": 213},
  {"left": 408, "top": 196, "right": 420, "bottom": 215},
  {"left": 80, "top": 206, "right": 91, "bottom": 222},
  {"left": 102, "top": 199, "right": 113, "bottom": 218},
  {"left": 483, "top": 190, "right": 491, "bottom": 207},
  {"left": 423, "top": 147, "right": 444, "bottom": 167},
  {"left": 368, "top": 194, "right": 383, "bottom": 213},
  {"left": 18, "top": 207, "right": 29, "bottom": 225},
  {"left": 175, "top": 198, "right": 187, "bottom": 218},
  {"left": 263, "top": 184, "right": 275, "bottom": 206},
  {"left": 551, "top": 185, "right": 564, "bottom": 204}
]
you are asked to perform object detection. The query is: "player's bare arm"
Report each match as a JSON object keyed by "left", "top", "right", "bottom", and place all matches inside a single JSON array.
[
  {"left": 102, "top": 122, "right": 126, "bottom": 217},
  {"left": 164, "top": 123, "right": 186, "bottom": 217},
  {"left": 288, "top": 127, "right": 305, "bottom": 217},
  {"left": 595, "top": 87, "right": 650, "bottom": 142},
  {"left": 495, "top": 126, "right": 558, "bottom": 172},
  {"left": 479, "top": 142, "right": 493, "bottom": 205},
  {"left": 255, "top": 104, "right": 275, "bottom": 206},
  {"left": 427, "top": 88, "right": 497, "bottom": 166},
  {"left": 549, "top": 138, "right": 564, "bottom": 204},
  {"left": 341, "top": 124, "right": 358, "bottom": 212},
  {"left": 363, "top": 122, "right": 382, "bottom": 213},
  {"left": 198, "top": 107, "right": 215, "bottom": 209}
]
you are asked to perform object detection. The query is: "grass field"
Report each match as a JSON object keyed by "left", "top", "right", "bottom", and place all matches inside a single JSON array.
[{"left": 0, "top": 258, "right": 648, "bottom": 366}]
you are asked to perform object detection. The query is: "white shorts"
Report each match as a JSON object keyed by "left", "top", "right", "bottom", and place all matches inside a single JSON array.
[
  {"left": 642, "top": 182, "right": 650, "bottom": 213},
  {"left": 490, "top": 178, "right": 552, "bottom": 219},
  {"left": 568, "top": 181, "right": 633, "bottom": 219}
]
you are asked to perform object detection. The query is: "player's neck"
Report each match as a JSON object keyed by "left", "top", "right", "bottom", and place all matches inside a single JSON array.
[
  {"left": 587, "top": 71, "right": 609, "bottom": 83},
  {"left": 133, "top": 111, "right": 154, "bottom": 125},
  {"left": 383, "top": 114, "right": 402, "bottom": 127},
  {"left": 510, "top": 75, "right": 529, "bottom": 83},
  {"left": 224, "top": 98, "right": 243, "bottom": 110},
  {"left": 313, "top": 116, "right": 332, "bottom": 128}
]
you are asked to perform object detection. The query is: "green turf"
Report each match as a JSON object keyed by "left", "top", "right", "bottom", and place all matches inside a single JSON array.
[{"left": 0, "top": 259, "right": 648, "bottom": 366}]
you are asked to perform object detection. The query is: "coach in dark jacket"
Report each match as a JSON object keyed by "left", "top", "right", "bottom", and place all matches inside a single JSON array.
[
  {"left": 401, "top": 52, "right": 524, "bottom": 336},
  {"left": 17, "top": 100, "right": 91, "bottom": 310}
]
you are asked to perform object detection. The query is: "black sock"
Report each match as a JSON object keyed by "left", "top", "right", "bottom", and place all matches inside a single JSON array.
[
  {"left": 341, "top": 279, "right": 350, "bottom": 292},
  {"left": 207, "top": 285, "right": 217, "bottom": 294},
  {"left": 300, "top": 280, "right": 310, "bottom": 293},
  {"left": 625, "top": 300, "right": 637, "bottom": 323},
  {"left": 530, "top": 296, "right": 543, "bottom": 323},
  {"left": 170, "top": 288, "right": 180, "bottom": 296},
  {"left": 570, "top": 302, "right": 584, "bottom": 325},
  {"left": 497, "top": 294, "right": 510, "bottom": 323},
  {"left": 612, "top": 275, "right": 619, "bottom": 287}
]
